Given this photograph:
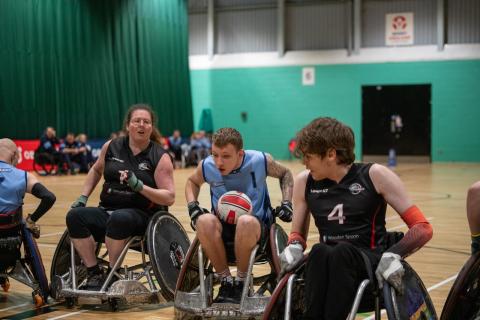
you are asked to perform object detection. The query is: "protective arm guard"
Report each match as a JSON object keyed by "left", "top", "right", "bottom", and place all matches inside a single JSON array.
[
  {"left": 30, "top": 183, "right": 56, "bottom": 222},
  {"left": 388, "top": 205, "right": 433, "bottom": 258}
]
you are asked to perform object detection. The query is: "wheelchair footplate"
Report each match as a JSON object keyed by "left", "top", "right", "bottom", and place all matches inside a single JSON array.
[{"left": 174, "top": 243, "right": 273, "bottom": 319}]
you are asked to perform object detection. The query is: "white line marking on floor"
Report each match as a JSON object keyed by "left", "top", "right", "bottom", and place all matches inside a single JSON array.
[
  {"left": 0, "top": 302, "right": 29, "bottom": 312},
  {"left": 427, "top": 274, "right": 458, "bottom": 291},
  {"left": 46, "top": 309, "right": 89, "bottom": 320},
  {"left": 41, "top": 232, "right": 64, "bottom": 238}
]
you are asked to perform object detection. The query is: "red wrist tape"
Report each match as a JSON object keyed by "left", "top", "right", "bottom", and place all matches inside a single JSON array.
[
  {"left": 288, "top": 232, "right": 307, "bottom": 250},
  {"left": 401, "top": 205, "right": 429, "bottom": 228}
]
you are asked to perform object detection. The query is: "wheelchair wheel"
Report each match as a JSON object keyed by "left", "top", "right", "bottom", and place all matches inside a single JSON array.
[
  {"left": 33, "top": 153, "right": 57, "bottom": 176},
  {"left": 50, "top": 230, "right": 101, "bottom": 300},
  {"left": 21, "top": 224, "right": 49, "bottom": 304},
  {"left": 175, "top": 237, "right": 207, "bottom": 294},
  {"left": 440, "top": 252, "right": 480, "bottom": 320},
  {"left": 383, "top": 261, "right": 437, "bottom": 320},
  {"left": 269, "top": 223, "right": 288, "bottom": 275},
  {"left": 263, "top": 265, "right": 306, "bottom": 320},
  {"left": 146, "top": 211, "right": 191, "bottom": 301}
]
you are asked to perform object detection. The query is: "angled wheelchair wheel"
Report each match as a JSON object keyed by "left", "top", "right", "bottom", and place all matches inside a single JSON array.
[
  {"left": 440, "top": 252, "right": 480, "bottom": 320},
  {"left": 269, "top": 223, "right": 288, "bottom": 275},
  {"left": 21, "top": 224, "right": 49, "bottom": 304},
  {"left": 383, "top": 261, "right": 437, "bottom": 320},
  {"left": 50, "top": 230, "right": 101, "bottom": 300},
  {"left": 263, "top": 264, "right": 306, "bottom": 320},
  {"left": 147, "top": 211, "right": 190, "bottom": 301}
]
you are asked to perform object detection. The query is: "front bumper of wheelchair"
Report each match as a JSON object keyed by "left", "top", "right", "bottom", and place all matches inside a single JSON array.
[
  {"left": 175, "top": 289, "right": 271, "bottom": 317},
  {"left": 53, "top": 274, "right": 165, "bottom": 305}
]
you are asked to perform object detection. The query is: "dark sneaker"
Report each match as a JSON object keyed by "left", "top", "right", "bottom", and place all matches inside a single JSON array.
[
  {"left": 213, "top": 279, "right": 234, "bottom": 303},
  {"left": 232, "top": 279, "right": 245, "bottom": 304},
  {"left": 82, "top": 272, "right": 106, "bottom": 291}
]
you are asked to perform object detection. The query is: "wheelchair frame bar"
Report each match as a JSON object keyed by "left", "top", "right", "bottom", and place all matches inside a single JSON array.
[
  {"left": 198, "top": 244, "right": 207, "bottom": 309},
  {"left": 100, "top": 236, "right": 141, "bottom": 292},
  {"left": 240, "top": 244, "right": 259, "bottom": 311},
  {"left": 284, "top": 274, "right": 297, "bottom": 320},
  {"left": 70, "top": 240, "right": 77, "bottom": 290},
  {"left": 347, "top": 279, "right": 370, "bottom": 320}
]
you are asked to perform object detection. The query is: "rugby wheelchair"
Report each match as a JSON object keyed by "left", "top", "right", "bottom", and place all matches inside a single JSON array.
[
  {"left": 263, "top": 232, "right": 437, "bottom": 320},
  {"left": 0, "top": 210, "right": 49, "bottom": 307},
  {"left": 50, "top": 211, "right": 190, "bottom": 311},
  {"left": 174, "top": 222, "right": 288, "bottom": 319},
  {"left": 440, "top": 251, "right": 480, "bottom": 320}
]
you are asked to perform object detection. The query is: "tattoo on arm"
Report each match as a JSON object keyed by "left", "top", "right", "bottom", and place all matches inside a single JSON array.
[{"left": 266, "top": 154, "right": 294, "bottom": 201}]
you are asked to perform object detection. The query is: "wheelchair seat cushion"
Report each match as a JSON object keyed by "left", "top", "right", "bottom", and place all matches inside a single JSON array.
[{"left": 0, "top": 208, "right": 23, "bottom": 230}]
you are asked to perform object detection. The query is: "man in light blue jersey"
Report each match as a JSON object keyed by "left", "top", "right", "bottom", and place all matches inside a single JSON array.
[
  {"left": 0, "top": 138, "right": 56, "bottom": 237},
  {"left": 185, "top": 127, "right": 294, "bottom": 304}
]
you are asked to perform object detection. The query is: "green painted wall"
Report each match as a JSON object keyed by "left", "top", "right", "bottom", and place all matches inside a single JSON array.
[{"left": 190, "top": 59, "right": 480, "bottom": 162}]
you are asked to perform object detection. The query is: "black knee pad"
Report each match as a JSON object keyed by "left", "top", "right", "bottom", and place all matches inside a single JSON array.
[
  {"left": 106, "top": 212, "right": 137, "bottom": 240},
  {"left": 66, "top": 208, "right": 90, "bottom": 238}
]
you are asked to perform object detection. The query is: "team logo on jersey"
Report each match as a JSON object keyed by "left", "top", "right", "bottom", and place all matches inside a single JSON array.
[
  {"left": 211, "top": 181, "right": 225, "bottom": 187},
  {"left": 349, "top": 183, "right": 365, "bottom": 195},
  {"left": 138, "top": 162, "right": 150, "bottom": 171},
  {"left": 108, "top": 157, "right": 124, "bottom": 163}
]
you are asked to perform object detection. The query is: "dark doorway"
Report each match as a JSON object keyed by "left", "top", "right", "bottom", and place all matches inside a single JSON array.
[{"left": 362, "top": 84, "right": 431, "bottom": 158}]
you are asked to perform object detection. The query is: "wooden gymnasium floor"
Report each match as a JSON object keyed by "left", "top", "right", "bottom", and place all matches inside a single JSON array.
[{"left": 1, "top": 161, "right": 479, "bottom": 319}]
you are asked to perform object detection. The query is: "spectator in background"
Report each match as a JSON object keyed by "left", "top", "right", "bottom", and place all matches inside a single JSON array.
[
  {"left": 76, "top": 133, "right": 93, "bottom": 173},
  {"left": 60, "top": 133, "right": 84, "bottom": 174},
  {"left": 189, "top": 130, "right": 211, "bottom": 165},
  {"left": 35, "top": 126, "right": 65, "bottom": 172},
  {"left": 168, "top": 130, "right": 184, "bottom": 162}
]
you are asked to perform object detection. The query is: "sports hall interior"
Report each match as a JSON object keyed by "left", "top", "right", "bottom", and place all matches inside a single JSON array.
[{"left": 0, "top": 0, "right": 479, "bottom": 319}]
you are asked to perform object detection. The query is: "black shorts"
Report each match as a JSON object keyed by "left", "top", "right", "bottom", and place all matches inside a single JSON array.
[
  {"left": 221, "top": 215, "right": 270, "bottom": 263},
  {"left": 66, "top": 207, "right": 151, "bottom": 242}
]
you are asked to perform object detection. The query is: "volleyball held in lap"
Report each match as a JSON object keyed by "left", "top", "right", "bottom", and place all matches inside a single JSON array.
[{"left": 217, "top": 191, "right": 253, "bottom": 224}]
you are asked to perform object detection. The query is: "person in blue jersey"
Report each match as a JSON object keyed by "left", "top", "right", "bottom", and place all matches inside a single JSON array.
[
  {"left": 0, "top": 139, "right": 56, "bottom": 238},
  {"left": 279, "top": 117, "right": 433, "bottom": 320},
  {"left": 467, "top": 181, "right": 480, "bottom": 255},
  {"left": 185, "top": 127, "right": 294, "bottom": 304}
]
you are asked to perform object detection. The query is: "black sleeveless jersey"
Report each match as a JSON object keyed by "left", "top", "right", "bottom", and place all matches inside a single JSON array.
[
  {"left": 99, "top": 136, "right": 168, "bottom": 213},
  {"left": 305, "top": 163, "right": 388, "bottom": 252}
]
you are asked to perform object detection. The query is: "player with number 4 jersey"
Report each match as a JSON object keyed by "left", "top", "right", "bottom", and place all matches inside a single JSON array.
[{"left": 279, "top": 117, "right": 433, "bottom": 320}]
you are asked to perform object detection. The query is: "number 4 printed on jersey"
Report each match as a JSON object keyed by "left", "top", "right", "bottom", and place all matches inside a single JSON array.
[{"left": 328, "top": 204, "right": 345, "bottom": 224}]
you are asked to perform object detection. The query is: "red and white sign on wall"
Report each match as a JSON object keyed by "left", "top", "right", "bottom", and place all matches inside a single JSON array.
[
  {"left": 386, "top": 12, "right": 414, "bottom": 46},
  {"left": 14, "top": 140, "right": 39, "bottom": 171}
]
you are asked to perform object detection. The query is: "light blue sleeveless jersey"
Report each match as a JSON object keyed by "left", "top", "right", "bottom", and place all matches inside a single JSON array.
[
  {"left": 202, "top": 150, "right": 273, "bottom": 226},
  {"left": 0, "top": 161, "right": 27, "bottom": 213}
]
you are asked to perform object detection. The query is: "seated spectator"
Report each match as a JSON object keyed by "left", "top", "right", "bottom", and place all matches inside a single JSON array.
[
  {"left": 35, "top": 126, "right": 66, "bottom": 172},
  {"left": 76, "top": 133, "right": 94, "bottom": 173},
  {"left": 60, "top": 133, "right": 87, "bottom": 174},
  {"left": 168, "top": 130, "right": 185, "bottom": 162},
  {"left": 188, "top": 131, "right": 211, "bottom": 166}
]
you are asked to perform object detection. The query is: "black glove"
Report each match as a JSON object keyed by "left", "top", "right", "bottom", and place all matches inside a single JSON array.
[
  {"left": 71, "top": 195, "right": 88, "bottom": 208},
  {"left": 274, "top": 200, "right": 293, "bottom": 222},
  {"left": 187, "top": 201, "right": 209, "bottom": 230}
]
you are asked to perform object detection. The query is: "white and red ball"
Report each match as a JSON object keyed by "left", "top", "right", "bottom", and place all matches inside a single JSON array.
[{"left": 217, "top": 191, "right": 253, "bottom": 224}]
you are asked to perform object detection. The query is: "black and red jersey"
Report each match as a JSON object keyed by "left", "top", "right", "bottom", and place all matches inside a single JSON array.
[{"left": 305, "top": 163, "right": 388, "bottom": 252}]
